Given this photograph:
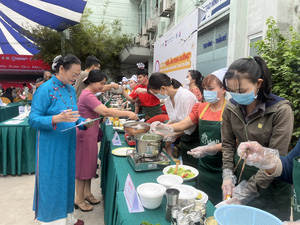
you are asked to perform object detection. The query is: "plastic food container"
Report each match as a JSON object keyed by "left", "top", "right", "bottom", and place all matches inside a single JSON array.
[
  {"left": 137, "top": 183, "right": 166, "bottom": 209},
  {"left": 170, "top": 184, "right": 198, "bottom": 204},
  {"left": 214, "top": 205, "right": 282, "bottom": 225},
  {"left": 157, "top": 174, "right": 183, "bottom": 188}
]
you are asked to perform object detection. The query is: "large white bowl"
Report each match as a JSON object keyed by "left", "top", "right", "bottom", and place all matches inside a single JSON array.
[
  {"left": 137, "top": 183, "right": 166, "bottom": 210},
  {"left": 171, "top": 184, "right": 198, "bottom": 204},
  {"left": 157, "top": 174, "right": 183, "bottom": 188},
  {"left": 163, "top": 165, "right": 199, "bottom": 181}
]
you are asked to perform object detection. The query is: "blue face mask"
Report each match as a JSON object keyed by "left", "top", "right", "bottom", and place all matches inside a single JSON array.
[
  {"left": 154, "top": 93, "right": 168, "bottom": 100},
  {"left": 229, "top": 86, "right": 257, "bottom": 105},
  {"left": 126, "top": 84, "right": 131, "bottom": 90},
  {"left": 204, "top": 88, "right": 223, "bottom": 103}
]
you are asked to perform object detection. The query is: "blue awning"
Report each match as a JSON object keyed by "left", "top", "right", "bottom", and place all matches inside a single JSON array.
[{"left": 0, "top": 0, "right": 87, "bottom": 55}]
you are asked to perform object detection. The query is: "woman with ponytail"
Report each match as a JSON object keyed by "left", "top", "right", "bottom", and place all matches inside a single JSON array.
[
  {"left": 75, "top": 70, "right": 138, "bottom": 212},
  {"left": 148, "top": 72, "right": 198, "bottom": 158},
  {"left": 185, "top": 70, "right": 204, "bottom": 102},
  {"left": 220, "top": 56, "right": 293, "bottom": 221}
]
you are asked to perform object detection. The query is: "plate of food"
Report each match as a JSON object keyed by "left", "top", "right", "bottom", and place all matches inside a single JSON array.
[
  {"left": 111, "top": 147, "right": 135, "bottom": 156},
  {"left": 163, "top": 165, "right": 199, "bottom": 181}
]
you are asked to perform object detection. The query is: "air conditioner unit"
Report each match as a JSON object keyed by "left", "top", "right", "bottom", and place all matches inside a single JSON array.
[
  {"left": 140, "top": 36, "right": 149, "bottom": 47},
  {"left": 159, "top": 0, "right": 173, "bottom": 17},
  {"left": 134, "top": 36, "right": 140, "bottom": 44},
  {"left": 146, "top": 18, "right": 156, "bottom": 32},
  {"left": 142, "top": 25, "right": 147, "bottom": 36}
]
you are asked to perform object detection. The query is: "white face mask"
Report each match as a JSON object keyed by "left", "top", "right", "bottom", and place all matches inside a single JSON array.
[{"left": 185, "top": 78, "right": 190, "bottom": 85}]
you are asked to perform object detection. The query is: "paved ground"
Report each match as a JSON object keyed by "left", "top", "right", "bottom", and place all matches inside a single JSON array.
[{"left": 0, "top": 163, "right": 105, "bottom": 225}]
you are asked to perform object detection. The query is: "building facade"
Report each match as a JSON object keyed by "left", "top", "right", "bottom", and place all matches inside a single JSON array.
[{"left": 87, "top": 0, "right": 300, "bottom": 77}]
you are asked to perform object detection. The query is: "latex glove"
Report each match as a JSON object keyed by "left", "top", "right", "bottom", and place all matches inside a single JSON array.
[
  {"left": 231, "top": 180, "right": 259, "bottom": 205},
  {"left": 150, "top": 121, "right": 174, "bottom": 135},
  {"left": 187, "top": 145, "right": 218, "bottom": 158},
  {"left": 135, "top": 88, "right": 147, "bottom": 94},
  {"left": 237, "top": 141, "right": 279, "bottom": 169},
  {"left": 282, "top": 221, "right": 300, "bottom": 225},
  {"left": 215, "top": 197, "right": 241, "bottom": 208},
  {"left": 222, "top": 169, "right": 236, "bottom": 200}
]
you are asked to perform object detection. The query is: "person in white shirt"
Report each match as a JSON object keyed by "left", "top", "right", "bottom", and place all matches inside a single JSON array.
[{"left": 147, "top": 72, "right": 198, "bottom": 157}]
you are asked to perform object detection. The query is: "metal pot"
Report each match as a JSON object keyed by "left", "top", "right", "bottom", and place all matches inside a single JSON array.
[
  {"left": 123, "top": 122, "right": 150, "bottom": 136},
  {"left": 134, "top": 133, "right": 163, "bottom": 158}
]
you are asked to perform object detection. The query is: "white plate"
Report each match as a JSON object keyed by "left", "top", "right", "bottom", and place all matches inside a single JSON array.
[
  {"left": 111, "top": 147, "right": 135, "bottom": 156},
  {"left": 163, "top": 165, "right": 199, "bottom": 181},
  {"left": 112, "top": 126, "right": 125, "bottom": 132},
  {"left": 195, "top": 189, "right": 208, "bottom": 203}
]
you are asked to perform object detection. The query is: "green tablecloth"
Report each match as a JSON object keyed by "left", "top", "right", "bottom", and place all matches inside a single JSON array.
[
  {"left": 0, "top": 117, "right": 36, "bottom": 175},
  {"left": 0, "top": 102, "right": 21, "bottom": 123},
  {"left": 99, "top": 123, "right": 216, "bottom": 225}
]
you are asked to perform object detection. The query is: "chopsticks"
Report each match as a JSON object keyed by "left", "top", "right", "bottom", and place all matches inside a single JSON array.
[{"left": 234, "top": 149, "right": 249, "bottom": 184}]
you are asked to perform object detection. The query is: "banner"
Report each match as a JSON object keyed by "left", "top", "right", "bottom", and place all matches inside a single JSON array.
[
  {"left": 0, "top": 54, "right": 50, "bottom": 73},
  {"left": 153, "top": 8, "right": 205, "bottom": 87}
]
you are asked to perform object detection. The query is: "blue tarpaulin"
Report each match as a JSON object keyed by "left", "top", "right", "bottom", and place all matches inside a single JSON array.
[{"left": 0, "top": 0, "right": 87, "bottom": 55}]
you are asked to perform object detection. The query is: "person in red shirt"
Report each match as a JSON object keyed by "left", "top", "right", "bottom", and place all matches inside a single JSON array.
[{"left": 123, "top": 65, "right": 161, "bottom": 120}]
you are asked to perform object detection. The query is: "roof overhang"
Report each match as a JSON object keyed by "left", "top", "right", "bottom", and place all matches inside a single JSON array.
[{"left": 119, "top": 45, "right": 152, "bottom": 64}]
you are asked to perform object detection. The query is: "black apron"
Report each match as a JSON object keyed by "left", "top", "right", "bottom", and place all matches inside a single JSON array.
[
  {"left": 180, "top": 126, "right": 200, "bottom": 169},
  {"left": 293, "top": 157, "right": 300, "bottom": 221},
  {"left": 196, "top": 102, "right": 225, "bottom": 205},
  {"left": 234, "top": 154, "right": 291, "bottom": 221}
]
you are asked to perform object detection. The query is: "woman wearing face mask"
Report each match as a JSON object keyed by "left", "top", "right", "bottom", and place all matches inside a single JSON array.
[
  {"left": 150, "top": 68, "right": 227, "bottom": 204},
  {"left": 221, "top": 56, "right": 293, "bottom": 221},
  {"left": 148, "top": 73, "right": 198, "bottom": 158},
  {"left": 185, "top": 70, "right": 204, "bottom": 102}
]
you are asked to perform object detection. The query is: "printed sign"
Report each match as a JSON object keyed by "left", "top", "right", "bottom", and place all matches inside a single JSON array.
[{"left": 123, "top": 174, "right": 144, "bottom": 213}]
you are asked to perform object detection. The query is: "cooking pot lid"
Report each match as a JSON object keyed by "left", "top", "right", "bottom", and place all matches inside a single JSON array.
[{"left": 137, "top": 183, "right": 166, "bottom": 198}]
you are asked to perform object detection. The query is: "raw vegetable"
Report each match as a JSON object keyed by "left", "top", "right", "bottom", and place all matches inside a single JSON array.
[
  {"left": 167, "top": 167, "right": 195, "bottom": 179},
  {"left": 140, "top": 221, "right": 160, "bottom": 225}
]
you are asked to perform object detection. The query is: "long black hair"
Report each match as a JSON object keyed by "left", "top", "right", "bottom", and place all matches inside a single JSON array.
[
  {"left": 147, "top": 72, "right": 181, "bottom": 93},
  {"left": 223, "top": 56, "right": 273, "bottom": 102},
  {"left": 188, "top": 70, "right": 203, "bottom": 93},
  {"left": 52, "top": 54, "right": 81, "bottom": 72},
  {"left": 84, "top": 69, "right": 107, "bottom": 85}
]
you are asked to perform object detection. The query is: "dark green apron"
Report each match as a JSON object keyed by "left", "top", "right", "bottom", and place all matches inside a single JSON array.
[
  {"left": 196, "top": 103, "right": 224, "bottom": 205},
  {"left": 180, "top": 126, "right": 200, "bottom": 169},
  {"left": 234, "top": 154, "right": 291, "bottom": 221},
  {"left": 141, "top": 104, "right": 161, "bottom": 119},
  {"left": 293, "top": 157, "right": 300, "bottom": 221}
]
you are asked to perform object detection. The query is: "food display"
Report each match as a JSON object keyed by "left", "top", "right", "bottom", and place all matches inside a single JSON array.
[
  {"left": 163, "top": 165, "right": 199, "bottom": 181},
  {"left": 204, "top": 216, "right": 218, "bottom": 225}
]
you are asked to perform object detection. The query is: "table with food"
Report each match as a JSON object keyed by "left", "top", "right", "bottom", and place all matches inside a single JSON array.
[{"left": 98, "top": 119, "right": 217, "bottom": 225}]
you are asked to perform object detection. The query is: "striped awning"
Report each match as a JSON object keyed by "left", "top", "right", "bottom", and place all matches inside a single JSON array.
[{"left": 0, "top": 0, "right": 87, "bottom": 55}]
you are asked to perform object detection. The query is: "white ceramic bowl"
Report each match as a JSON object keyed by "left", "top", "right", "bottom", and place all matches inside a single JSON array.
[
  {"left": 137, "top": 183, "right": 166, "bottom": 209},
  {"left": 163, "top": 165, "right": 199, "bottom": 181},
  {"left": 195, "top": 189, "right": 208, "bottom": 203},
  {"left": 157, "top": 174, "right": 183, "bottom": 188},
  {"left": 171, "top": 184, "right": 198, "bottom": 204}
]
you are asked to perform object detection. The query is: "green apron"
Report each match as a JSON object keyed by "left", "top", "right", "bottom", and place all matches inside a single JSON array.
[
  {"left": 234, "top": 154, "right": 291, "bottom": 221},
  {"left": 141, "top": 104, "right": 161, "bottom": 119},
  {"left": 196, "top": 102, "right": 225, "bottom": 205},
  {"left": 293, "top": 157, "right": 300, "bottom": 221},
  {"left": 180, "top": 125, "right": 200, "bottom": 169}
]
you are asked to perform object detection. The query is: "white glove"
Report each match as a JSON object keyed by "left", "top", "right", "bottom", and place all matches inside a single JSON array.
[
  {"left": 237, "top": 141, "right": 279, "bottom": 170},
  {"left": 222, "top": 169, "right": 236, "bottom": 200},
  {"left": 187, "top": 145, "right": 218, "bottom": 158},
  {"left": 150, "top": 121, "right": 174, "bottom": 141}
]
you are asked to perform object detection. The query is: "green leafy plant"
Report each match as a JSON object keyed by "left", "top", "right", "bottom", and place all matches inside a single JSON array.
[{"left": 252, "top": 17, "right": 300, "bottom": 147}]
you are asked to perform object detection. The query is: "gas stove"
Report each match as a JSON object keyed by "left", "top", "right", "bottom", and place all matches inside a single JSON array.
[{"left": 126, "top": 149, "right": 171, "bottom": 171}]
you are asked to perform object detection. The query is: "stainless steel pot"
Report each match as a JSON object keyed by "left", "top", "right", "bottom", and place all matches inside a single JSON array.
[{"left": 134, "top": 133, "right": 163, "bottom": 158}]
